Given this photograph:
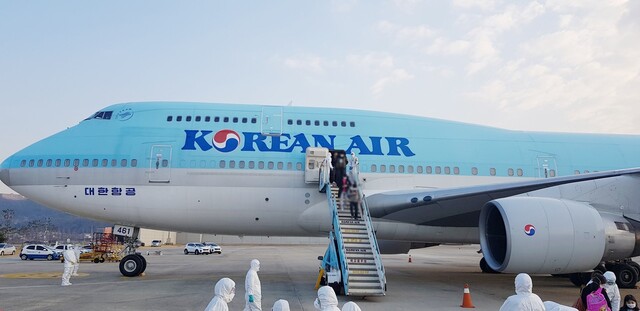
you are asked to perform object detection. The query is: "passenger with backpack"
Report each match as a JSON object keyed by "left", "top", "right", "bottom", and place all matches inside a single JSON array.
[{"left": 580, "top": 274, "right": 612, "bottom": 311}]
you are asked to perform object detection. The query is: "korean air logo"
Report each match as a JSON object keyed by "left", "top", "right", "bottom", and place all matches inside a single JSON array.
[
  {"left": 212, "top": 130, "right": 241, "bottom": 153},
  {"left": 524, "top": 224, "right": 536, "bottom": 236}
]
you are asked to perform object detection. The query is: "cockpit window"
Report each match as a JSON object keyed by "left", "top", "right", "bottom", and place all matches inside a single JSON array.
[{"left": 84, "top": 111, "right": 113, "bottom": 120}]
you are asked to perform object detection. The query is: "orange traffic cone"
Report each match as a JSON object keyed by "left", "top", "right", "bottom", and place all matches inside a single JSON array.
[
  {"left": 460, "top": 283, "right": 475, "bottom": 308},
  {"left": 408, "top": 255, "right": 412, "bottom": 263}
]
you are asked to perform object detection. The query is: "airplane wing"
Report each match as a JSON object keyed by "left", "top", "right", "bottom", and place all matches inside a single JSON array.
[{"left": 366, "top": 167, "right": 640, "bottom": 227}]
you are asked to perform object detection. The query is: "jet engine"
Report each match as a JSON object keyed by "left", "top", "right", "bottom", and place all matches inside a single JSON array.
[{"left": 479, "top": 197, "right": 639, "bottom": 274}]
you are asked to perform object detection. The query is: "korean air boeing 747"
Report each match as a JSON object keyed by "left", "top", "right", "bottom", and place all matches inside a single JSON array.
[{"left": 2, "top": 101, "right": 640, "bottom": 290}]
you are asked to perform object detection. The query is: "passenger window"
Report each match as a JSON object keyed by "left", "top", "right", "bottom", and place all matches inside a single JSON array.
[
  {"left": 287, "top": 162, "right": 292, "bottom": 170},
  {"left": 92, "top": 159, "right": 98, "bottom": 167},
  {"left": 219, "top": 160, "right": 226, "bottom": 168},
  {"left": 83, "top": 159, "right": 89, "bottom": 167},
  {"left": 296, "top": 162, "right": 303, "bottom": 170},
  {"left": 341, "top": 121, "right": 346, "bottom": 127},
  {"left": 46, "top": 159, "right": 52, "bottom": 167},
  {"left": 73, "top": 159, "right": 80, "bottom": 167},
  {"left": 417, "top": 166, "right": 423, "bottom": 173},
  {"left": 408, "top": 165, "right": 413, "bottom": 173},
  {"left": 306, "top": 120, "right": 311, "bottom": 126},
  {"left": 287, "top": 119, "right": 293, "bottom": 125},
  {"left": 28, "top": 159, "right": 34, "bottom": 167},
  {"left": 277, "top": 162, "right": 283, "bottom": 170},
  {"left": 508, "top": 168, "right": 514, "bottom": 176},
  {"left": 399, "top": 165, "right": 405, "bottom": 173},
  {"left": 490, "top": 168, "right": 496, "bottom": 176},
  {"left": 251, "top": 118, "right": 257, "bottom": 123},
  {"left": 389, "top": 165, "right": 396, "bottom": 173},
  {"left": 102, "top": 159, "right": 108, "bottom": 167},
  {"left": 162, "top": 160, "right": 168, "bottom": 167},
  {"left": 131, "top": 159, "right": 137, "bottom": 167},
  {"left": 27, "top": 245, "right": 34, "bottom": 250},
  {"left": 111, "top": 159, "right": 117, "bottom": 167},
  {"left": 37, "top": 159, "right": 43, "bottom": 167},
  {"left": 239, "top": 161, "right": 246, "bottom": 169},
  {"left": 444, "top": 166, "right": 450, "bottom": 174},
  {"left": 249, "top": 161, "right": 255, "bottom": 169},
  {"left": 65, "top": 159, "right": 71, "bottom": 167},
  {"left": 205, "top": 116, "right": 211, "bottom": 122},
  {"left": 186, "top": 116, "right": 192, "bottom": 122},
  {"left": 195, "top": 116, "right": 201, "bottom": 122},
  {"left": 121, "top": 159, "right": 127, "bottom": 167},
  {"left": 550, "top": 170, "right": 556, "bottom": 177},
  {"left": 200, "top": 160, "right": 206, "bottom": 168},
  {"left": 229, "top": 160, "right": 235, "bottom": 168},
  {"left": 167, "top": 116, "right": 173, "bottom": 122},
  {"left": 214, "top": 117, "right": 220, "bottom": 122},
  {"left": 574, "top": 170, "right": 580, "bottom": 175},
  {"left": 426, "top": 166, "right": 432, "bottom": 174},
  {"left": 472, "top": 167, "right": 478, "bottom": 175},
  {"left": 435, "top": 166, "right": 441, "bottom": 174},
  {"left": 454, "top": 167, "right": 460, "bottom": 175},
  {"left": 233, "top": 117, "right": 238, "bottom": 123},
  {"left": 223, "top": 117, "right": 229, "bottom": 122},
  {"left": 350, "top": 122, "right": 355, "bottom": 127},
  {"left": 323, "top": 121, "right": 328, "bottom": 126},
  {"left": 371, "top": 164, "right": 377, "bottom": 172},
  {"left": 176, "top": 116, "right": 182, "bottom": 122},
  {"left": 308, "top": 160, "right": 315, "bottom": 170},
  {"left": 584, "top": 170, "right": 590, "bottom": 174},
  {"left": 20, "top": 160, "right": 26, "bottom": 167},
  {"left": 314, "top": 120, "right": 320, "bottom": 126},
  {"left": 258, "top": 161, "right": 265, "bottom": 169},
  {"left": 242, "top": 117, "right": 247, "bottom": 123},
  {"left": 56, "top": 159, "right": 61, "bottom": 167},
  {"left": 296, "top": 120, "right": 302, "bottom": 125},
  {"left": 380, "top": 165, "right": 386, "bottom": 173},
  {"left": 517, "top": 168, "right": 523, "bottom": 176},
  {"left": 332, "top": 121, "right": 337, "bottom": 127}
]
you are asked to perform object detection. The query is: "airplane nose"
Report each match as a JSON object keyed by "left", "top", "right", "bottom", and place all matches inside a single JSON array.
[{"left": 0, "top": 157, "right": 11, "bottom": 187}]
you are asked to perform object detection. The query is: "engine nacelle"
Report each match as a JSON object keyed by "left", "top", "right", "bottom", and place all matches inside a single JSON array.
[{"left": 479, "top": 197, "right": 607, "bottom": 274}]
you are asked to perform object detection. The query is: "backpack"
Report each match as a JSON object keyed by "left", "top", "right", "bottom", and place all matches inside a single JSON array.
[{"left": 586, "top": 287, "right": 610, "bottom": 311}]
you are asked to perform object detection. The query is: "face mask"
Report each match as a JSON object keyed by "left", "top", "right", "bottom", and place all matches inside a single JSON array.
[
  {"left": 606, "top": 281, "right": 615, "bottom": 285},
  {"left": 627, "top": 302, "right": 636, "bottom": 309},
  {"left": 225, "top": 287, "right": 235, "bottom": 303}
]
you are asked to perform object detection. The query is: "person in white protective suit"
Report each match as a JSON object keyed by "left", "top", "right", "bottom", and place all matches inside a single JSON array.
[
  {"left": 499, "top": 273, "right": 545, "bottom": 311},
  {"left": 204, "top": 278, "right": 235, "bottom": 311},
  {"left": 341, "top": 301, "right": 362, "bottom": 311},
  {"left": 72, "top": 245, "right": 81, "bottom": 276},
  {"left": 243, "top": 259, "right": 262, "bottom": 311},
  {"left": 271, "top": 299, "right": 290, "bottom": 311},
  {"left": 543, "top": 301, "right": 578, "bottom": 311},
  {"left": 61, "top": 247, "right": 77, "bottom": 286},
  {"left": 314, "top": 286, "right": 341, "bottom": 311},
  {"left": 603, "top": 271, "right": 621, "bottom": 311}
]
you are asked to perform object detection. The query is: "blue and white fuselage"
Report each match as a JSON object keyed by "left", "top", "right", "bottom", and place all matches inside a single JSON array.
[{"left": 2, "top": 102, "right": 640, "bottom": 276}]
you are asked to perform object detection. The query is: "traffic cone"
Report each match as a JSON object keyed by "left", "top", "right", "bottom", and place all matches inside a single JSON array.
[
  {"left": 460, "top": 283, "right": 475, "bottom": 308},
  {"left": 408, "top": 255, "right": 412, "bottom": 263}
]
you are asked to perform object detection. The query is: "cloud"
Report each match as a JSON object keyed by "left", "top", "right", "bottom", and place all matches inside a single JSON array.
[
  {"left": 378, "top": 20, "right": 435, "bottom": 45},
  {"left": 371, "top": 68, "right": 414, "bottom": 96},
  {"left": 452, "top": 0, "right": 498, "bottom": 11},
  {"left": 347, "top": 52, "right": 414, "bottom": 96}
]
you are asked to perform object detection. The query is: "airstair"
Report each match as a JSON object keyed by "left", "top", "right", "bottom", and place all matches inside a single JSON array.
[{"left": 309, "top": 148, "right": 386, "bottom": 297}]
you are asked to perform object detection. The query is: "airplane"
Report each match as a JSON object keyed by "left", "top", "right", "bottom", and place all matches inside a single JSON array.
[{"left": 2, "top": 101, "right": 640, "bottom": 291}]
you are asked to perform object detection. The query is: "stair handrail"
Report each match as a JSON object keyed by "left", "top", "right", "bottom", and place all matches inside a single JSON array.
[
  {"left": 360, "top": 193, "right": 386, "bottom": 292},
  {"left": 325, "top": 184, "right": 350, "bottom": 294},
  {"left": 319, "top": 160, "right": 331, "bottom": 192}
]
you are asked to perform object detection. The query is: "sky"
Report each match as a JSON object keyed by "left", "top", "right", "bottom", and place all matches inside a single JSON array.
[{"left": 1, "top": 0, "right": 639, "bottom": 194}]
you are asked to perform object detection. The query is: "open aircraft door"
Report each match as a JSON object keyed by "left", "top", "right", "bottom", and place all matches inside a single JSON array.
[{"left": 149, "top": 145, "right": 172, "bottom": 183}]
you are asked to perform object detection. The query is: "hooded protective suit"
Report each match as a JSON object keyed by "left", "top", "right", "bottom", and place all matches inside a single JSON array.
[
  {"left": 603, "top": 271, "right": 620, "bottom": 311},
  {"left": 499, "top": 273, "right": 545, "bottom": 311},
  {"left": 72, "top": 245, "right": 81, "bottom": 276},
  {"left": 61, "top": 248, "right": 77, "bottom": 286},
  {"left": 204, "top": 278, "right": 235, "bottom": 311},
  {"left": 544, "top": 301, "right": 578, "bottom": 311},
  {"left": 314, "top": 286, "right": 341, "bottom": 311},
  {"left": 271, "top": 299, "right": 290, "bottom": 311},
  {"left": 341, "top": 301, "right": 362, "bottom": 311},
  {"left": 243, "top": 259, "right": 261, "bottom": 311}
]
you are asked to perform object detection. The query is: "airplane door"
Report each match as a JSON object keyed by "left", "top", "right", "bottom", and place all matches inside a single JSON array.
[
  {"left": 261, "top": 106, "right": 283, "bottom": 136},
  {"left": 536, "top": 156, "right": 557, "bottom": 178},
  {"left": 149, "top": 145, "right": 172, "bottom": 183}
]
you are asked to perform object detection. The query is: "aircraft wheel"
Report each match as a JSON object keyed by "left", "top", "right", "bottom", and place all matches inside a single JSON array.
[
  {"left": 627, "top": 261, "right": 640, "bottom": 278},
  {"left": 479, "top": 257, "right": 499, "bottom": 273},
  {"left": 139, "top": 254, "right": 147, "bottom": 274},
  {"left": 614, "top": 264, "right": 638, "bottom": 289},
  {"left": 119, "top": 254, "right": 143, "bottom": 277}
]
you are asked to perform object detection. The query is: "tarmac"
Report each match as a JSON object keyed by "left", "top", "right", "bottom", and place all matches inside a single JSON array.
[{"left": 0, "top": 244, "right": 638, "bottom": 311}]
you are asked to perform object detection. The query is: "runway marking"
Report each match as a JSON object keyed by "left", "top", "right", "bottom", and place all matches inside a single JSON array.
[{"left": 0, "top": 272, "right": 88, "bottom": 279}]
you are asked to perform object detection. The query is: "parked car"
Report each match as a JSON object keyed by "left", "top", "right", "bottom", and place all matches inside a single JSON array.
[
  {"left": 151, "top": 240, "right": 162, "bottom": 247},
  {"left": 19, "top": 244, "right": 62, "bottom": 261},
  {"left": 54, "top": 244, "right": 90, "bottom": 254},
  {"left": 183, "top": 243, "right": 210, "bottom": 255},
  {"left": 0, "top": 243, "right": 16, "bottom": 256},
  {"left": 203, "top": 242, "right": 222, "bottom": 254}
]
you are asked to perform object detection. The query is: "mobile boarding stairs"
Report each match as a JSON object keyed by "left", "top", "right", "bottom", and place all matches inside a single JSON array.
[{"left": 306, "top": 147, "right": 386, "bottom": 297}]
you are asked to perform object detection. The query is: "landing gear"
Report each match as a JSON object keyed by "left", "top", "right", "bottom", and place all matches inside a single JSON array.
[
  {"left": 479, "top": 257, "right": 499, "bottom": 273},
  {"left": 568, "top": 260, "right": 639, "bottom": 289},
  {"left": 119, "top": 254, "right": 147, "bottom": 277},
  {"left": 114, "top": 225, "right": 147, "bottom": 277}
]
